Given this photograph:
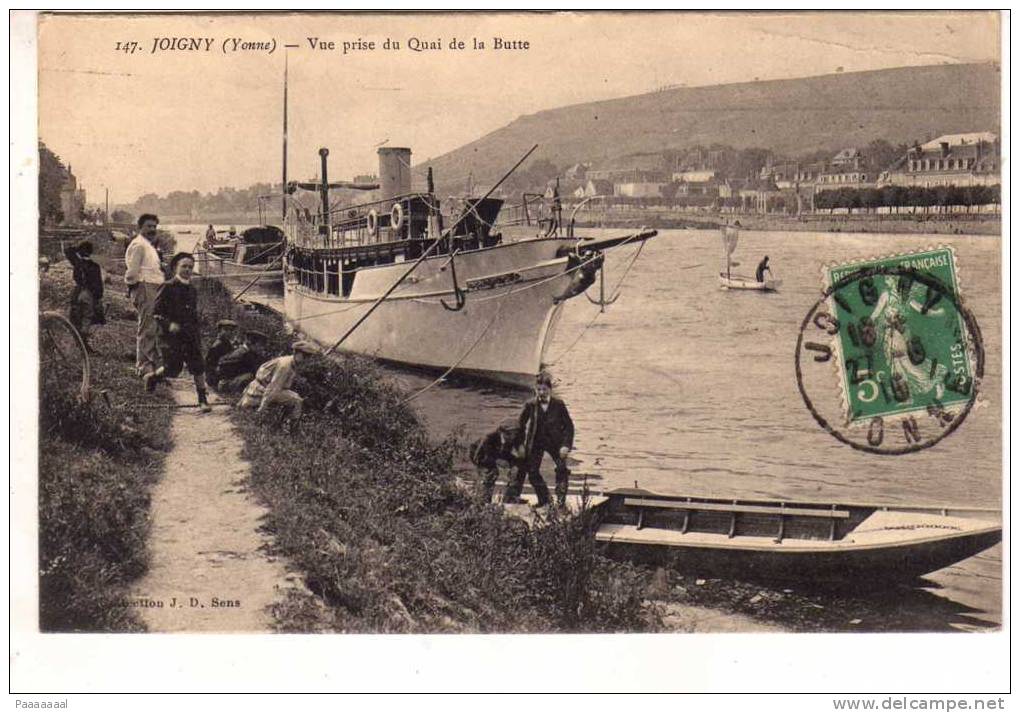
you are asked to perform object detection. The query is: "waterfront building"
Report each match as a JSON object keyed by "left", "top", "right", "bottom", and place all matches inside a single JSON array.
[{"left": 878, "top": 132, "right": 1000, "bottom": 188}]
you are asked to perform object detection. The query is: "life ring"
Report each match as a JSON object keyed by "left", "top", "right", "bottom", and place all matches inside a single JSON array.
[
  {"left": 367, "top": 209, "right": 379, "bottom": 237},
  {"left": 391, "top": 202, "right": 405, "bottom": 232}
]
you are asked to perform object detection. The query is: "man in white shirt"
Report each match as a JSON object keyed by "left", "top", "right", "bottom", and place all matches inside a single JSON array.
[{"left": 124, "top": 213, "right": 165, "bottom": 378}]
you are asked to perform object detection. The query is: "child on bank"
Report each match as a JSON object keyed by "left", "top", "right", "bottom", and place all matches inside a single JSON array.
[{"left": 145, "top": 252, "right": 211, "bottom": 412}]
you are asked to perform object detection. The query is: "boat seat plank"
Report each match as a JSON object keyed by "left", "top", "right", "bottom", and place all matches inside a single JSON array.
[{"left": 622, "top": 498, "right": 851, "bottom": 519}]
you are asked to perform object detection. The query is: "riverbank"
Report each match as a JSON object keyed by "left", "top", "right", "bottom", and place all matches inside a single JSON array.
[
  {"left": 38, "top": 239, "right": 174, "bottom": 631},
  {"left": 572, "top": 210, "right": 1001, "bottom": 235},
  {"left": 199, "top": 279, "right": 996, "bottom": 633}
]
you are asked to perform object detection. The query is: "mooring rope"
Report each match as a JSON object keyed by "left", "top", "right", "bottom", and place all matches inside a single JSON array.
[{"left": 398, "top": 282, "right": 518, "bottom": 405}]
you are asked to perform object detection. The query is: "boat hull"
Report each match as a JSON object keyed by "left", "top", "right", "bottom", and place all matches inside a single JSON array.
[
  {"left": 719, "top": 273, "right": 782, "bottom": 291},
  {"left": 195, "top": 251, "right": 283, "bottom": 288},
  {"left": 594, "top": 490, "right": 1001, "bottom": 584},
  {"left": 283, "top": 238, "right": 581, "bottom": 386},
  {"left": 597, "top": 523, "right": 1001, "bottom": 583}
]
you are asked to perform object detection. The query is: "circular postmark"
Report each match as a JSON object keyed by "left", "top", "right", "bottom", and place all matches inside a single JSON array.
[{"left": 795, "top": 260, "right": 984, "bottom": 455}]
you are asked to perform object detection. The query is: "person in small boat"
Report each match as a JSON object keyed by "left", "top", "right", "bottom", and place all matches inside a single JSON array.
[
  {"left": 238, "top": 340, "right": 319, "bottom": 423},
  {"left": 63, "top": 239, "right": 106, "bottom": 352},
  {"left": 145, "top": 252, "right": 211, "bottom": 413},
  {"left": 205, "top": 319, "right": 239, "bottom": 389},
  {"left": 203, "top": 224, "right": 217, "bottom": 249},
  {"left": 755, "top": 255, "right": 772, "bottom": 284},
  {"left": 504, "top": 371, "right": 575, "bottom": 509},
  {"left": 469, "top": 418, "right": 523, "bottom": 504},
  {"left": 214, "top": 330, "right": 270, "bottom": 394}
]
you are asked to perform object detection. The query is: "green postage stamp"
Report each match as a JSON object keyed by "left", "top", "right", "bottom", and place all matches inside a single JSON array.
[{"left": 823, "top": 247, "right": 975, "bottom": 425}]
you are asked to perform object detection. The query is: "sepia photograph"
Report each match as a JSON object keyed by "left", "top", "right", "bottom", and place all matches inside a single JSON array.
[{"left": 11, "top": 9, "right": 1008, "bottom": 694}]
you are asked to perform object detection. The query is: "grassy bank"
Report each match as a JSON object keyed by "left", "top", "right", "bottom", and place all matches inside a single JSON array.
[
  {"left": 38, "top": 237, "right": 174, "bottom": 631},
  {"left": 197, "top": 279, "right": 655, "bottom": 632}
]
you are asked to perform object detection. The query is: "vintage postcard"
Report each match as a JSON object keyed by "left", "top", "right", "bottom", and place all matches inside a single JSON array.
[{"left": 11, "top": 10, "right": 1008, "bottom": 695}]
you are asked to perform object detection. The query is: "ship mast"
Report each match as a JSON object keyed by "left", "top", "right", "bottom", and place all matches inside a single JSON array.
[{"left": 281, "top": 53, "right": 289, "bottom": 221}]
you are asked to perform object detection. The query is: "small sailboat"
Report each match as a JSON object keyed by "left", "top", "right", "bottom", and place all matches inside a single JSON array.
[{"left": 718, "top": 223, "right": 782, "bottom": 292}]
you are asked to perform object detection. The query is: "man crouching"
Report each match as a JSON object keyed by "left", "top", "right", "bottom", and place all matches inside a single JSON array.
[{"left": 238, "top": 340, "right": 319, "bottom": 428}]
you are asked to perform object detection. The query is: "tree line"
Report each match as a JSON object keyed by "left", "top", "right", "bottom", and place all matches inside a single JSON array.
[{"left": 813, "top": 184, "right": 1001, "bottom": 213}]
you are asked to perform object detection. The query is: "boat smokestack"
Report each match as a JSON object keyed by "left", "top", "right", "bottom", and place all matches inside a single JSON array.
[
  {"left": 378, "top": 147, "right": 412, "bottom": 201},
  {"left": 319, "top": 147, "right": 330, "bottom": 233}
]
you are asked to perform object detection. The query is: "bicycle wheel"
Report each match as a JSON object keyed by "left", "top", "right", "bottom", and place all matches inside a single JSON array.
[{"left": 39, "top": 311, "right": 91, "bottom": 403}]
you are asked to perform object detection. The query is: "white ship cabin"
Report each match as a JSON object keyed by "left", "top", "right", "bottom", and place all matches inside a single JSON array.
[{"left": 285, "top": 147, "right": 504, "bottom": 298}]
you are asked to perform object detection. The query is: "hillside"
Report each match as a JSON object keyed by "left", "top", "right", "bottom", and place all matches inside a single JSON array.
[{"left": 417, "top": 63, "right": 1000, "bottom": 193}]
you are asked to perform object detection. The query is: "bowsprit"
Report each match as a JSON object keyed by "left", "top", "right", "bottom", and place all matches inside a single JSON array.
[{"left": 150, "top": 37, "right": 214, "bottom": 53}]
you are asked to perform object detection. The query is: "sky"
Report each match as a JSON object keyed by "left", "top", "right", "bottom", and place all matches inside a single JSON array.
[{"left": 36, "top": 11, "right": 1001, "bottom": 205}]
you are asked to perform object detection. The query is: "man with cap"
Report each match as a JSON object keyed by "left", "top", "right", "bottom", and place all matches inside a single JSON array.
[
  {"left": 238, "top": 340, "right": 319, "bottom": 422},
  {"left": 468, "top": 417, "right": 523, "bottom": 504},
  {"left": 63, "top": 239, "right": 106, "bottom": 352},
  {"left": 215, "top": 329, "right": 270, "bottom": 394},
  {"left": 205, "top": 319, "right": 239, "bottom": 389},
  {"left": 505, "top": 371, "right": 575, "bottom": 508}
]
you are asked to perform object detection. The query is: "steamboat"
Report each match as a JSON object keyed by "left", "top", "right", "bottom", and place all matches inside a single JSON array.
[{"left": 281, "top": 146, "right": 656, "bottom": 387}]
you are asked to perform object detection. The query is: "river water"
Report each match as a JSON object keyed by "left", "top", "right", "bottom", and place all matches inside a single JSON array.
[{"left": 175, "top": 225, "right": 1003, "bottom": 630}]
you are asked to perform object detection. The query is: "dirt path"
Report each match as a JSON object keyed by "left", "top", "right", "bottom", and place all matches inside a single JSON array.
[{"left": 131, "top": 382, "right": 301, "bottom": 632}]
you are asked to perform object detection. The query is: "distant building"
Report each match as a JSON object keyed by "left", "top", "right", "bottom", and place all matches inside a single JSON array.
[
  {"left": 761, "top": 161, "right": 826, "bottom": 189},
  {"left": 718, "top": 178, "right": 748, "bottom": 200},
  {"left": 738, "top": 177, "right": 780, "bottom": 213},
  {"left": 59, "top": 165, "right": 87, "bottom": 225},
  {"left": 673, "top": 168, "right": 717, "bottom": 183},
  {"left": 583, "top": 179, "right": 615, "bottom": 198},
  {"left": 614, "top": 181, "right": 667, "bottom": 199},
  {"left": 879, "top": 133, "right": 1000, "bottom": 188},
  {"left": 675, "top": 177, "right": 720, "bottom": 198},
  {"left": 819, "top": 148, "right": 876, "bottom": 186}
]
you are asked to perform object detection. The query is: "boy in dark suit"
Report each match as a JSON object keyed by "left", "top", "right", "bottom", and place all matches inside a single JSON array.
[{"left": 505, "top": 372, "right": 575, "bottom": 508}]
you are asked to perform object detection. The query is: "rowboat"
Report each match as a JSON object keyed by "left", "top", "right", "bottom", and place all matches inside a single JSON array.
[
  {"left": 719, "top": 223, "right": 780, "bottom": 292},
  {"left": 592, "top": 489, "right": 1001, "bottom": 583},
  {"left": 718, "top": 272, "right": 782, "bottom": 292}
]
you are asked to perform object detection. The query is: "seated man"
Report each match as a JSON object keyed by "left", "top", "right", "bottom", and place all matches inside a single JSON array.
[
  {"left": 205, "top": 319, "right": 238, "bottom": 389},
  {"left": 215, "top": 330, "right": 269, "bottom": 394},
  {"left": 238, "top": 340, "right": 319, "bottom": 422},
  {"left": 468, "top": 418, "right": 523, "bottom": 504}
]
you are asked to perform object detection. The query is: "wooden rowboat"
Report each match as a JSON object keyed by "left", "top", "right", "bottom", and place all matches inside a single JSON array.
[
  {"left": 593, "top": 489, "right": 1001, "bottom": 583},
  {"left": 718, "top": 272, "right": 782, "bottom": 292}
]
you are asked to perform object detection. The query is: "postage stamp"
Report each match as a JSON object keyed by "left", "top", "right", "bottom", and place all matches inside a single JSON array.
[
  {"left": 795, "top": 246, "right": 984, "bottom": 455},
  {"left": 827, "top": 247, "right": 974, "bottom": 422}
]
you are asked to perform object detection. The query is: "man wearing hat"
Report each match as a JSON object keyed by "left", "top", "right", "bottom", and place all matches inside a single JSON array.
[
  {"left": 505, "top": 371, "right": 575, "bottom": 508},
  {"left": 63, "top": 239, "right": 106, "bottom": 352},
  {"left": 468, "top": 417, "right": 523, "bottom": 504},
  {"left": 238, "top": 340, "right": 319, "bottom": 422},
  {"left": 215, "top": 329, "right": 270, "bottom": 394},
  {"left": 205, "top": 319, "right": 239, "bottom": 389}
]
